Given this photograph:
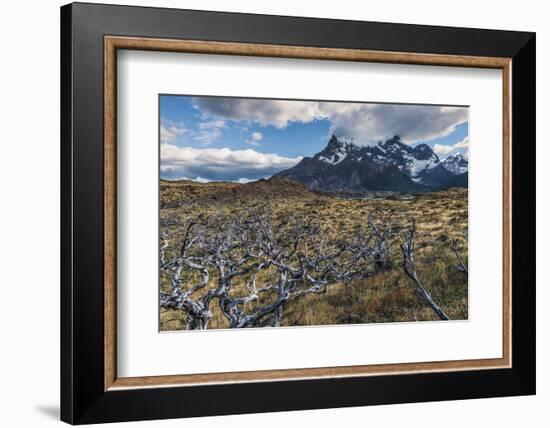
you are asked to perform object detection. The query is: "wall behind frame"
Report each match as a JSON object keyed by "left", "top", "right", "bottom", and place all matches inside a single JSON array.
[{"left": 0, "top": 1, "right": 545, "bottom": 427}]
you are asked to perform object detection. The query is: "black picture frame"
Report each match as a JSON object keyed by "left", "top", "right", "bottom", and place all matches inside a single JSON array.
[{"left": 61, "top": 2, "right": 535, "bottom": 424}]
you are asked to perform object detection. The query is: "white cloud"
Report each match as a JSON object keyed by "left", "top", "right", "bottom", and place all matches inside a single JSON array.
[
  {"left": 321, "top": 104, "right": 468, "bottom": 145},
  {"left": 236, "top": 177, "right": 256, "bottom": 184},
  {"left": 193, "top": 97, "right": 468, "bottom": 145},
  {"left": 433, "top": 136, "right": 469, "bottom": 156},
  {"left": 194, "top": 119, "right": 226, "bottom": 144},
  {"left": 160, "top": 144, "right": 302, "bottom": 181},
  {"left": 198, "top": 119, "right": 225, "bottom": 130},
  {"left": 169, "top": 176, "right": 258, "bottom": 184},
  {"left": 194, "top": 98, "right": 322, "bottom": 129},
  {"left": 192, "top": 176, "right": 211, "bottom": 183},
  {"left": 246, "top": 131, "right": 263, "bottom": 146},
  {"left": 160, "top": 122, "right": 187, "bottom": 143},
  {"left": 161, "top": 118, "right": 225, "bottom": 145}
]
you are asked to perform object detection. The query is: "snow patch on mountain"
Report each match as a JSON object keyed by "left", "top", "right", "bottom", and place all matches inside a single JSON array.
[
  {"left": 318, "top": 147, "right": 349, "bottom": 165},
  {"left": 406, "top": 155, "right": 440, "bottom": 177},
  {"left": 315, "top": 135, "right": 355, "bottom": 165},
  {"left": 306, "top": 134, "right": 467, "bottom": 188},
  {"left": 442, "top": 153, "right": 468, "bottom": 175}
]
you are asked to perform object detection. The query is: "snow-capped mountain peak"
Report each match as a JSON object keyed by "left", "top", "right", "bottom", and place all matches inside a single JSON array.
[
  {"left": 315, "top": 134, "right": 445, "bottom": 179},
  {"left": 280, "top": 135, "right": 468, "bottom": 193},
  {"left": 442, "top": 153, "right": 468, "bottom": 175},
  {"left": 315, "top": 135, "right": 357, "bottom": 165},
  {"left": 365, "top": 136, "right": 440, "bottom": 177}
]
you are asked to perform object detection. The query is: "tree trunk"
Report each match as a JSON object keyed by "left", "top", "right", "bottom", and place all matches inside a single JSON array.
[
  {"left": 186, "top": 314, "right": 210, "bottom": 330},
  {"left": 271, "top": 305, "right": 284, "bottom": 327}
]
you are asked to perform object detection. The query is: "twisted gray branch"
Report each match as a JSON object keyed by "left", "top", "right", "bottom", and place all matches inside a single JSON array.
[
  {"left": 400, "top": 221, "right": 450, "bottom": 321},
  {"left": 160, "top": 208, "right": 393, "bottom": 329}
]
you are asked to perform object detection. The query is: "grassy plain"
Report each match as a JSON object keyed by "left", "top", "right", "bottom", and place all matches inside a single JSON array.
[{"left": 159, "top": 178, "right": 468, "bottom": 330}]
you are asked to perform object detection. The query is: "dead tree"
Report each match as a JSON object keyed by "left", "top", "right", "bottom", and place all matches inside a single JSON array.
[
  {"left": 160, "top": 208, "right": 392, "bottom": 329},
  {"left": 159, "top": 215, "right": 218, "bottom": 329},
  {"left": 450, "top": 240, "right": 468, "bottom": 275},
  {"left": 205, "top": 211, "right": 390, "bottom": 328},
  {"left": 400, "top": 221, "right": 450, "bottom": 321}
]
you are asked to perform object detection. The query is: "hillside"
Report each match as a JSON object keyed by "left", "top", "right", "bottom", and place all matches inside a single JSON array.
[{"left": 160, "top": 176, "right": 319, "bottom": 208}]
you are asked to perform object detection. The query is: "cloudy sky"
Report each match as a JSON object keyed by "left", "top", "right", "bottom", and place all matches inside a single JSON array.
[{"left": 160, "top": 95, "right": 469, "bottom": 182}]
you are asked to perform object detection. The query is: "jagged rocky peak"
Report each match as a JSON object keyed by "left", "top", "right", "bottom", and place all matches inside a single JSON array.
[
  {"left": 313, "top": 134, "right": 442, "bottom": 176},
  {"left": 275, "top": 134, "right": 468, "bottom": 193},
  {"left": 444, "top": 152, "right": 467, "bottom": 164},
  {"left": 315, "top": 134, "right": 357, "bottom": 165},
  {"left": 442, "top": 153, "right": 468, "bottom": 175},
  {"left": 326, "top": 134, "right": 343, "bottom": 149},
  {"left": 380, "top": 135, "right": 406, "bottom": 149},
  {"left": 413, "top": 143, "right": 439, "bottom": 161}
]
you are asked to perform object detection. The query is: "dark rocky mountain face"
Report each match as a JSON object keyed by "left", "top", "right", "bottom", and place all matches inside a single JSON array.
[
  {"left": 415, "top": 164, "right": 455, "bottom": 188},
  {"left": 274, "top": 135, "right": 468, "bottom": 194},
  {"left": 437, "top": 171, "right": 468, "bottom": 190}
]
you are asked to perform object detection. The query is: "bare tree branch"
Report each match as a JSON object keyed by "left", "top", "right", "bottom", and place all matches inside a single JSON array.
[
  {"left": 160, "top": 207, "right": 394, "bottom": 329},
  {"left": 450, "top": 240, "right": 468, "bottom": 275},
  {"left": 400, "top": 221, "right": 450, "bottom": 321}
]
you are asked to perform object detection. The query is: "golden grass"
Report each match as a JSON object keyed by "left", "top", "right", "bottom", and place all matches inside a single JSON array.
[{"left": 160, "top": 182, "right": 468, "bottom": 330}]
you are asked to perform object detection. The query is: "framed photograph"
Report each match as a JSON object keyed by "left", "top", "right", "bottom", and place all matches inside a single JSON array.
[{"left": 61, "top": 2, "right": 535, "bottom": 424}]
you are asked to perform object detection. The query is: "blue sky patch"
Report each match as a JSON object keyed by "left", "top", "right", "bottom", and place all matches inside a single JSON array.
[{"left": 160, "top": 95, "right": 468, "bottom": 182}]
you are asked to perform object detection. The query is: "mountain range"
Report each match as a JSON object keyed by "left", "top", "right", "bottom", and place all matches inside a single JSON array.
[{"left": 274, "top": 135, "right": 468, "bottom": 194}]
